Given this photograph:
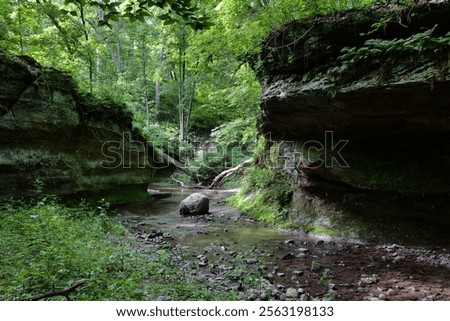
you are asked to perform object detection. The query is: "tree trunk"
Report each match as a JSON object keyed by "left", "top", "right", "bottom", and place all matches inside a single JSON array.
[
  {"left": 178, "top": 26, "right": 187, "bottom": 142},
  {"left": 95, "top": 9, "right": 105, "bottom": 76},
  {"left": 155, "top": 80, "right": 161, "bottom": 110},
  {"left": 155, "top": 48, "right": 163, "bottom": 119},
  {"left": 16, "top": 0, "right": 24, "bottom": 55},
  {"left": 115, "top": 22, "right": 123, "bottom": 78},
  {"left": 142, "top": 32, "right": 149, "bottom": 130},
  {"left": 78, "top": 1, "right": 93, "bottom": 92},
  {"left": 184, "top": 80, "right": 196, "bottom": 136}
]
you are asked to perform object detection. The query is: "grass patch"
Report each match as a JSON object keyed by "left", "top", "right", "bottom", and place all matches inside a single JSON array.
[
  {"left": 0, "top": 197, "right": 235, "bottom": 300},
  {"left": 228, "top": 166, "right": 293, "bottom": 226},
  {"left": 229, "top": 192, "right": 279, "bottom": 225},
  {"left": 303, "top": 225, "right": 338, "bottom": 237}
]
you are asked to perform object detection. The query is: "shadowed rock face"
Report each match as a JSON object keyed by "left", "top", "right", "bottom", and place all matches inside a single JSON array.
[
  {"left": 0, "top": 54, "right": 157, "bottom": 199},
  {"left": 256, "top": 2, "right": 450, "bottom": 235}
]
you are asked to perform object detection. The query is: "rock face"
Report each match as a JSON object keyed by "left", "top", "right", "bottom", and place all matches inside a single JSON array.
[
  {"left": 179, "top": 193, "right": 210, "bottom": 216},
  {"left": 0, "top": 53, "right": 159, "bottom": 199},
  {"left": 255, "top": 2, "right": 450, "bottom": 239}
]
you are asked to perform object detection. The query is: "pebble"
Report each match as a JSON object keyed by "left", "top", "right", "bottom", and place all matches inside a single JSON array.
[
  {"left": 246, "top": 289, "right": 258, "bottom": 301},
  {"left": 245, "top": 259, "right": 258, "bottom": 264},
  {"left": 299, "top": 293, "right": 310, "bottom": 301},
  {"left": 387, "top": 288, "right": 395, "bottom": 295},
  {"left": 317, "top": 240, "right": 325, "bottom": 246},
  {"left": 339, "top": 283, "right": 353, "bottom": 288},
  {"left": 286, "top": 287, "right": 299, "bottom": 298},
  {"left": 292, "top": 270, "right": 304, "bottom": 276},
  {"left": 378, "top": 294, "right": 386, "bottom": 300},
  {"left": 284, "top": 239, "right": 295, "bottom": 245},
  {"left": 328, "top": 289, "right": 338, "bottom": 297},
  {"left": 393, "top": 256, "right": 405, "bottom": 263},
  {"left": 359, "top": 274, "right": 378, "bottom": 286},
  {"left": 231, "top": 283, "right": 244, "bottom": 292},
  {"left": 282, "top": 253, "right": 295, "bottom": 260},
  {"left": 277, "top": 272, "right": 285, "bottom": 277},
  {"left": 298, "top": 248, "right": 310, "bottom": 253}
]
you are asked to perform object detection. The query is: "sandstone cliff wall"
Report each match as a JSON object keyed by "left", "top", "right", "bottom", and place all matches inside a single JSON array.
[
  {"left": 0, "top": 54, "right": 158, "bottom": 199},
  {"left": 255, "top": 2, "right": 450, "bottom": 240}
]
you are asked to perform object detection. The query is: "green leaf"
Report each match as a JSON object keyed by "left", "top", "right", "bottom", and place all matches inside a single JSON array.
[{"left": 158, "top": 13, "right": 171, "bottom": 21}]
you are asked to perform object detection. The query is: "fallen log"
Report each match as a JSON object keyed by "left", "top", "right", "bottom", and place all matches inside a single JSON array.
[{"left": 208, "top": 158, "right": 253, "bottom": 189}]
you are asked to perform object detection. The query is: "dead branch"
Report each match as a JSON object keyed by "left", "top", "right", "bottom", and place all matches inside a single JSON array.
[
  {"left": 170, "top": 175, "right": 203, "bottom": 189},
  {"left": 209, "top": 159, "right": 253, "bottom": 189},
  {"left": 29, "top": 279, "right": 88, "bottom": 301}
]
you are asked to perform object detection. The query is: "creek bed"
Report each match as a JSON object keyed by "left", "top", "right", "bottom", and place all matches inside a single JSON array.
[{"left": 116, "top": 185, "right": 450, "bottom": 301}]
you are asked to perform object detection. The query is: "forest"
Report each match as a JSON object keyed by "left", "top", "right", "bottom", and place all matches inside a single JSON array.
[
  {"left": 1, "top": 0, "right": 450, "bottom": 302},
  {"left": 1, "top": 0, "right": 376, "bottom": 154}
]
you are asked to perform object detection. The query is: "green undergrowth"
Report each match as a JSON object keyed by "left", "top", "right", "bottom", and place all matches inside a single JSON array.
[
  {"left": 329, "top": 24, "right": 450, "bottom": 81},
  {"left": 0, "top": 197, "right": 234, "bottom": 300},
  {"left": 74, "top": 91, "right": 133, "bottom": 128},
  {"left": 229, "top": 161, "right": 450, "bottom": 245},
  {"left": 229, "top": 166, "right": 293, "bottom": 226},
  {"left": 228, "top": 163, "right": 342, "bottom": 238},
  {"left": 303, "top": 225, "right": 339, "bottom": 237}
]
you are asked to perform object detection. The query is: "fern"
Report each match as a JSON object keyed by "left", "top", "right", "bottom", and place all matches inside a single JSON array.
[{"left": 328, "top": 25, "right": 450, "bottom": 79}]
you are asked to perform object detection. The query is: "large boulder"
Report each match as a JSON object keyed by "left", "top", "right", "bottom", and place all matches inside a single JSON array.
[{"left": 179, "top": 193, "right": 209, "bottom": 216}]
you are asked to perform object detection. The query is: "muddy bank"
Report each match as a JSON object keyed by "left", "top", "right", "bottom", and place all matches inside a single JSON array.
[{"left": 117, "top": 186, "right": 450, "bottom": 301}]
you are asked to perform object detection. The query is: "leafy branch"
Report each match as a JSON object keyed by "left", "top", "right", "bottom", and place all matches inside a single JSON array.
[{"left": 58, "top": 0, "right": 212, "bottom": 30}]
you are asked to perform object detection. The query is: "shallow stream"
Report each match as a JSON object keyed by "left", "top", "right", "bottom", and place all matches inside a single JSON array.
[
  {"left": 115, "top": 184, "right": 450, "bottom": 301},
  {"left": 116, "top": 184, "right": 316, "bottom": 252}
]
